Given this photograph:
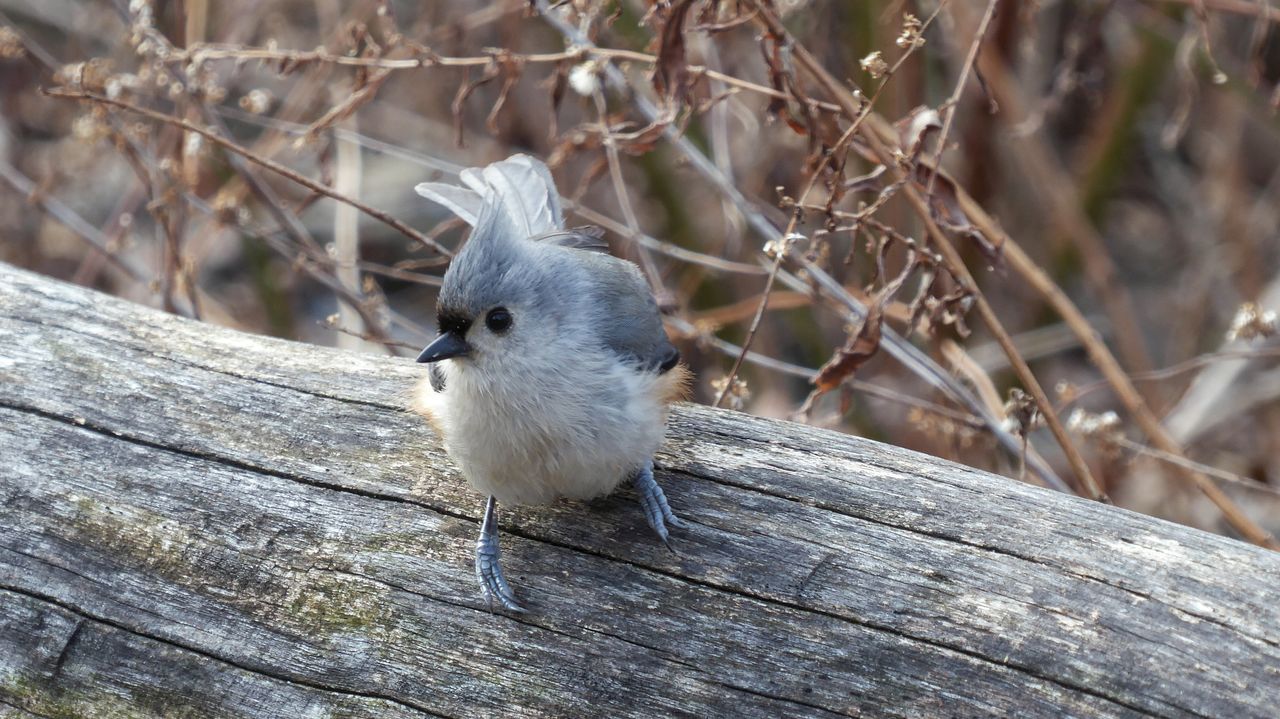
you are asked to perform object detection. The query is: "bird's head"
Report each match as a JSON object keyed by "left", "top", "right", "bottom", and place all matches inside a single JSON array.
[{"left": 416, "top": 201, "right": 569, "bottom": 375}]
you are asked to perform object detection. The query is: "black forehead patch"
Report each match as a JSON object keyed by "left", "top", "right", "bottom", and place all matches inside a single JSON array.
[{"left": 437, "top": 310, "right": 472, "bottom": 336}]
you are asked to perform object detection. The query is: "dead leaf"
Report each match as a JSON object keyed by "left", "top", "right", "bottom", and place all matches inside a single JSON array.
[
  {"left": 452, "top": 61, "right": 502, "bottom": 147},
  {"left": 485, "top": 52, "right": 524, "bottom": 135},
  {"left": 843, "top": 164, "right": 887, "bottom": 194},
  {"left": 545, "top": 60, "right": 569, "bottom": 141},
  {"left": 812, "top": 300, "right": 885, "bottom": 392},
  {"left": 894, "top": 106, "right": 942, "bottom": 158},
  {"left": 691, "top": 7, "right": 759, "bottom": 33},
  {"left": 653, "top": 0, "right": 697, "bottom": 102},
  {"left": 913, "top": 165, "right": 1003, "bottom": 263},
  {"left": 760, "top": 33, "right": 801, "bottom": 132},
  {"left": 812, "top": 255, "right": 916, "bottom": 392},
  {"left": 908, "top": 269, "right": 975, "bottom": 339},
  {"left": 1003, "top": 387, "right": 1042, "bottom": 437}
]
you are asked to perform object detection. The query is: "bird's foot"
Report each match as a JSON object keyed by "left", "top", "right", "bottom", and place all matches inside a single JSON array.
[
  {"left": 632, "top": 460, "right": 686, "bottom": 547},
  {"left": 475, "top": 496, "right": 525, "bottom": 612}
]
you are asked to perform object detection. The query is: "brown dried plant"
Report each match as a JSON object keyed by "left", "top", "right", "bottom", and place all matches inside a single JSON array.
[{"left": 4, "top": 0, "right": 1280, "bottom": 545}]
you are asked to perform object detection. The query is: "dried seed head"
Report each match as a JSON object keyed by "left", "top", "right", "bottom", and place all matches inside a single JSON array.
[
  {"left": 568, "top": 61, "right": 601, "bottom": 97},
  {"left": 763, "top": 232, "right": 806, "bottom": 260},
  {"left": 55, "top": 59, "right": 114, "bottom": 91},
  {"left": 239, "top": 88, "right": 274, "bottom": 114},
  {"left": 711, "top": 376, "right": 751, "bottom": 411},
  {"left": 71, "top": 114, "right": 109, "bottom": 142},
  {"left": 1225, "top": 302, "right": 1277, "bottom": 342},
  {"left": 1001, "top": 388, "right": 1042, "bottom": 437},
  {"left": 105, "top": 74, "right": 137, "bottom": 99},
  {"left": 1067, "top": 409, "right": 1123, "bottom": 442},
  {"left": 1054, "top": 380, "right": 1079, "bottom": 406},
  {"left": 0, "top": 26, "right": 25, "bottom": 59},
  {"left": 201, "top": 81, "right": 227, "bottom": 104},
  {"left": 896, "top": 13, "right": 925, "bottom": 50},
  {"left": 859, "top": 51, "right": 888, "bottom": 79}
]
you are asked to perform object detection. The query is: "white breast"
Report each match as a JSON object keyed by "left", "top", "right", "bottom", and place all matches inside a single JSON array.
[{"left": 413, "top": 349, "right": 669, "bottom": 506}]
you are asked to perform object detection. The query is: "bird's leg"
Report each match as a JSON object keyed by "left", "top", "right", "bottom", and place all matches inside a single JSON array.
[
  {"left": 632, "top": 459, "right": 686, "bottom": 547},
  {"left": 475, "top": 495, "right": 525, "bottom": 612}
]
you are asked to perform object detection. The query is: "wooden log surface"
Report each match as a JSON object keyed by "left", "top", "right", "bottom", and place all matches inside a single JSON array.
[{"left": 1, "top": 261, "right": 1277, "bottom": 718}]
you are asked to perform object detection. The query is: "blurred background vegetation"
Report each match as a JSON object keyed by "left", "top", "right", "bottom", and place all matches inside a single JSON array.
[{"left": 3, "top": 0, "right": 1280, "bottom": 544}]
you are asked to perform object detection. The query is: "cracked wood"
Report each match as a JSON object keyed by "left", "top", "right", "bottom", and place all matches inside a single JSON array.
[{"left": 0, "top": 262, "right": 1278, "bottom": 718}]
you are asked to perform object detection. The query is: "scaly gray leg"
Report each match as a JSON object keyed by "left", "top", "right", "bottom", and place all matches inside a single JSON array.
[
  {"left": 632, "top": 460, "right": 686, "bottom": 547},
  {"left": 475, "top": 496, "right": 525, "bottom": 612}
]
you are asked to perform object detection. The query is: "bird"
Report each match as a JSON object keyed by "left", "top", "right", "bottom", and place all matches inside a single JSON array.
[{"left": 410, "top": 154, "right": 688, "bottom": 611}]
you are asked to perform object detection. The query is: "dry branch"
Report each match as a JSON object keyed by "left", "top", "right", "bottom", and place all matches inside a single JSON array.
[
  {"left": 740, "top": 0, "right": 1108, "bottom": 502},
  {"left": 43, "top": 89, "right": 453, "bottom": 258}
]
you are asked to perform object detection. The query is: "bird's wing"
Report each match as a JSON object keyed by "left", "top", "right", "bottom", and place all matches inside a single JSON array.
[
  {"left": 573, "top": 251, "right": 679, "bottom": 373},
  {"left": 531, "top": 226, "right": 609, "bottom": 254}
]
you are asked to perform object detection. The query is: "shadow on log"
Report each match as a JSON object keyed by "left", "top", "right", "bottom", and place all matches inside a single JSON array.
[{"left": 1, "top": 263, "right": 1278, "bottom": 718}]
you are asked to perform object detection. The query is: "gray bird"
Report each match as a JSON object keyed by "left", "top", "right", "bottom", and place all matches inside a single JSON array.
[{"left": 411, "top": 154, "right": 688, "bottom": 611}]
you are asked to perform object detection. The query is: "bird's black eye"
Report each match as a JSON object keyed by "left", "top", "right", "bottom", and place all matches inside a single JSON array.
[{"left": 485, "top": 307, "right": 513, "bottom": 334}]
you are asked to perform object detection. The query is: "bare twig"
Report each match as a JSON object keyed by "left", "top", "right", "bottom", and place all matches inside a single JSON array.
[
  {"left": 534, "top": 0, "right": 1070, "bottom": 493},
  {"left": 592, "top": 88, "right": 666, "bottom": 296},
  {"left": 170, "top": 42, "right": 845, "bottom": 114},
  {"left": 742, "top": 0, "right": 1108, "bottom": 502},
  {"left": 1065, "top": 345, "right": 1280, "bottom": 407},
  {"left": 671, "top": 318, "right": 987, "bottom": 431},
  {"left": 926, "top": 0, "right": 999, "bottom": 200},
  {"left": 970, "top": 44, "right": 1157, "bottom": 380},
  {"left": 562, "top": 200, "right": 766, "bottom": 275},
  {"left": 1150, "top": 0, "right": 1280, "bottom": 20},
  {"left": 1110, "top": 436, "right": 1271, "bottom": 489},
  {"left": 0, "top": 158, "right": 147, "bottom": 283},
  {"left": 43, "top": 89, "right": 453, "bottom": 258},
  {"left": 713, "top": 1, "right": 947, "bottom": 409},
  {"left": 950, "top": 165, "right": 1280, "bottom": 547}
]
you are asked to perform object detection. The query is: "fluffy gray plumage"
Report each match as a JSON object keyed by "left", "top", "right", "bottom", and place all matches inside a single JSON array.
[
  {"left": 413, "top": 154, "right": 682, "bottom": 508},
  {"left": 415, "top": 155, "right": 675, "bottom": 373},
  {"left": 414, "top": 155, "right": 688, "bottom": 611}
]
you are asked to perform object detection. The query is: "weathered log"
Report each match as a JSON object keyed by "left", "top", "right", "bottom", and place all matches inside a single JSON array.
[{"left": 0, "top": 262, "right": 1277, "bottom": 718}]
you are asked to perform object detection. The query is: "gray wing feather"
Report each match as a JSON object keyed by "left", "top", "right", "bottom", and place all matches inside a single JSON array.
[{"left": 574, "top": 251, "right": 677, "bottom": 372}]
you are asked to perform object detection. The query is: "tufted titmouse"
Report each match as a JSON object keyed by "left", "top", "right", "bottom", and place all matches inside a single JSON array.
[{"left": 411, "top": 154, "right": 688, "bottom": 611}]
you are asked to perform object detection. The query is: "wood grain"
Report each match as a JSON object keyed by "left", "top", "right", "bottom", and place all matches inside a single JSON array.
[{"left": 1, "top": 263, "right": 1277, "bottom": 718}]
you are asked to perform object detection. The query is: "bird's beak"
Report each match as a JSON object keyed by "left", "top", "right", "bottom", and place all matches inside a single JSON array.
[{"left": 416, "top": 331, "right": 471, "bottom": 363}]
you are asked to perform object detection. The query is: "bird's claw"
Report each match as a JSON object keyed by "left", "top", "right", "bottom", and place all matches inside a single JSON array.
[
  {"left": 633, "top": 460, "right": 684, "bottom": 547},
  {"left": 476, "top": 497, "right": 525, "bottom": 613}
]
